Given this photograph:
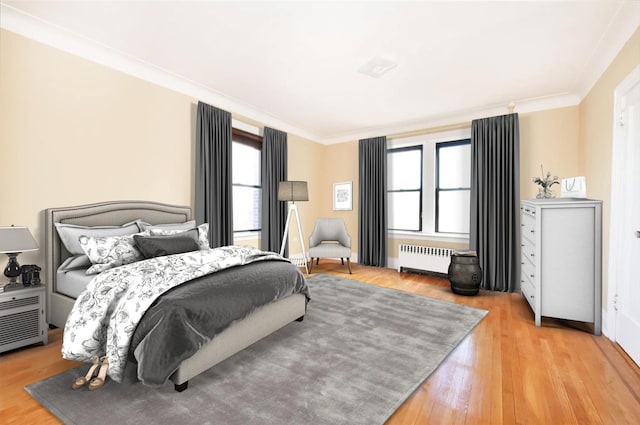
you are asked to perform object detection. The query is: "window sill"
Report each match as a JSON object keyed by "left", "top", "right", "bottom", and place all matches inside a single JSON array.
[
  {"left": 233, "top": 231, "right": 261, "bottom": 241},
  {"left": 388, "top": 230, "right": 469, "bottom": 244}
]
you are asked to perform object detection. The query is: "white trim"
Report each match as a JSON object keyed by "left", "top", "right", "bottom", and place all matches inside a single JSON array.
[
  {"left": 0, "top": 4, "right": 316, "bottom": 143},
  {"left": 577, "top": 2, "right": 640, "bottom": 99},
  {"left": 606, "top": 64, "right": 640, "bottom": 339},
  {"left": 321, "top": 94, "right": 580, "bottom": 145},
  {"left": 388, "top": 128, "right": 472, "bottom": 237},
  {"left": 0, "top": 4, "right": 609, "bottom": 146},
  {"left": 232, "top": 119, "right": 261, "bottom": 136},
  {"left": 233, "top": 230, "right": 261, "bottom": 242},
  {"left": 389, "top": 231, "right": 468, "bottom": 245}
]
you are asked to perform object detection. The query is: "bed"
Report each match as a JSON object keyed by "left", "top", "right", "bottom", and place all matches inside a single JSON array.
[{"left": 45, "top": 200, "right": 308, "bottom": 391}]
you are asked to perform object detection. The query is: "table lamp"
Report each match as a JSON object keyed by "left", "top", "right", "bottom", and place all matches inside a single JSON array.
[{"left": 0, "top": 226, "right": 39, "bottom": 289}]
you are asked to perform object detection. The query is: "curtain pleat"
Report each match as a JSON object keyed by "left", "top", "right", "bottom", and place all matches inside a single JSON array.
[
  {"left": 358, "top": 136, "right": 388, "bottom": 267},
  {"left": 195, "top": 101, "right": 233, "bottom": 248},
  {"left": 470, "top": 113, "right": 520, "bottom": 292},
  {"left": 261, "top": 127, "right": 288, "bottom": 254}
]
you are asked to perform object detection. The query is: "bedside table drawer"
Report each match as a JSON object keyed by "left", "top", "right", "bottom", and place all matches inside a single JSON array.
[{"left": 0, "top": 285, "right": 47, "bottom": 353}]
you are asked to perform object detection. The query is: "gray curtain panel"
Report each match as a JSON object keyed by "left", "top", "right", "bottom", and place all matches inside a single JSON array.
[
  {"left": 358, "top": 136, "right": 388, "bottom": 267},
  {"left": 195, "top": 101, "right": 233, "bottom": 248},
  {"left": 470, "top": 113, "right": 520, "bottom": 292},
  {"left": 261, "top": 127, "right": 288, "bottom": 255}
]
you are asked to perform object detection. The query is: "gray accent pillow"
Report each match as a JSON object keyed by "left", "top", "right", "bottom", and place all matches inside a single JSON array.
[
  {"left": 55, "top": 221, "right": 140, "bottom": 256},
  {"left": 133, "top": 230, "right": 200, "bottom": 259},
  {"left": 148, "top": 223, "right": 210, "bottom": 250}
]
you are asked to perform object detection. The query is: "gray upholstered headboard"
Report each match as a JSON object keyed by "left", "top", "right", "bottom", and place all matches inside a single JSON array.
[{"left": 44, "top": 200, "right": 191, "bottom": 327}]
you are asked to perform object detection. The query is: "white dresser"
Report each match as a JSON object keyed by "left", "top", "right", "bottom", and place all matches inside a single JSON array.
[{"left": 520, "top": 199, "right": 602, "bottom": 335}]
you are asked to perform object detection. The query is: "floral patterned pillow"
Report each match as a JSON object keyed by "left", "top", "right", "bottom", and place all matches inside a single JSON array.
[
  {"left": 148, "top": 223, "right": 210, "bottom": 249},
  {"left": 79, "top": 232, "right": 147, "bottom": 275}
]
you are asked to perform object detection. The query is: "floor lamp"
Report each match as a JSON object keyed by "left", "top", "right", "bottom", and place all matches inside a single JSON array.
[{"left": 278, "top": 181, "right": 309, "bottom": 274}]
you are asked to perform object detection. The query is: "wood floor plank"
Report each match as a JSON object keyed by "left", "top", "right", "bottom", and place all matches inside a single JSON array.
[{"left": 1, "top": 261, "right": 639, "bottom": 425}]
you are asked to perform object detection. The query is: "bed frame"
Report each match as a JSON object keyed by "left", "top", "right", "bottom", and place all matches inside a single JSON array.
[{"left": 45, "top": 200, "right": 307, "bottom": 391}]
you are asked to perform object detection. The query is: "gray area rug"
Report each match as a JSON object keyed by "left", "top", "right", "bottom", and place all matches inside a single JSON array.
[{"left": 26, "top": 274, "right": 487, "bottom": 425}]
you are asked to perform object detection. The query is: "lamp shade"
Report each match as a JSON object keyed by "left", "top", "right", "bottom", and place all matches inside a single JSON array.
[
  {"left": 278, "top": 181, "right": 309, "bottom": 202},
  {"left": 0, "top": 226, "right": 39, "bottom": 254}
]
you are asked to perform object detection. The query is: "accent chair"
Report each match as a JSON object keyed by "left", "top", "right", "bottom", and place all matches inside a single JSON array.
[{"left": 308, "top": 218, "right": 352, "bottom": 274}]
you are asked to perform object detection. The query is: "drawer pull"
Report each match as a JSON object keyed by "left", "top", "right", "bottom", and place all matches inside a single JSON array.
[
  {"left": 530, "top": 229, "right": 535, "bottom": 233},
  {"left": 530, "top": 274, "right": 534, "bottom": 278},
  {"left": 530, "top": 253, "right": 534, "bottom": 257}
]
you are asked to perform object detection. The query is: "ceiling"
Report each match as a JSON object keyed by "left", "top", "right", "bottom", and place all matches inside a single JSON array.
[{"left": 2, "top": 1, "right": 639, "bottom": 144}]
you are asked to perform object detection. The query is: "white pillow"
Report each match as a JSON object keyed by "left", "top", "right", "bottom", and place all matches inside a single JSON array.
[
  {"left": 79, "top": 232, "right": 147, "bottom": 275},
  {"left": 137, "top": 220, "right": 196, "bottom": 232},
  {"left": 148, "top": 223, "right": 210, "bottom": 250},
  {"left": 55, "top": 221, "right": 140, "bottom": 256}
]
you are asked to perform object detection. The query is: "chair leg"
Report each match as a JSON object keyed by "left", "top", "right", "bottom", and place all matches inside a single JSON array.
[
  {"left": 347, "top": 258, "right": 352, "bottom": 274},
  {"left": 341, "top": 258, "right": 344, "bottom": 265},
  {"left": 308, "top": 258, "right": 313, "bottom": 273},
  {"left": 316, "top": 258, "right": 319, "bottom": 265}
]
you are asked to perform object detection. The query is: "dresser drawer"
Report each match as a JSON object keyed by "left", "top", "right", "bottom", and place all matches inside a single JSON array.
[
  {"left": 521, "top": 258, "right": 536, "bottom": 286},
  {"left": 521, "top": 240, "right": 536, "bottom": 265},
  {"left": 521, "top": 275, "right": 536, "bottom": 309},
  {"left": 521, "top": 212, "right": 536, "bottom": 244}
]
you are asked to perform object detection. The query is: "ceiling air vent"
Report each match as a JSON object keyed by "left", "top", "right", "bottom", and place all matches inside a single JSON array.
[{"left": 358, "top": 57, "right": 397, "bottom": 78}]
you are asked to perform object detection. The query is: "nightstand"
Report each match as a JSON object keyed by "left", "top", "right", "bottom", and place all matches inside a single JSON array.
[{"left": 0, "top": 284, "right": 48, "bottom": 353}]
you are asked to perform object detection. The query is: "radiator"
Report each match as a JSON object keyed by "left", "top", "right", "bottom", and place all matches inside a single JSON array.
[{"left": 398, "top": 244, "right": 453, "bottom": 274}]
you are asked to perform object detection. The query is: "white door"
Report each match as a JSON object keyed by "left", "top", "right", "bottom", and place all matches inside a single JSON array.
[{"left": 609, "top": 66, "right": 640, "bottom": 366}]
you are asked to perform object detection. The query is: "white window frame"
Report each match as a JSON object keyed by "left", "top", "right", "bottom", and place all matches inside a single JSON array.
[{"left": 387, "top": 128, "right": 471, "bottom": 243}]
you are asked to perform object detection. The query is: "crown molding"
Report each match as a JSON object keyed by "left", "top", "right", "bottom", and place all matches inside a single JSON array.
[
  {"left": 0, "top": 3, "right": 320, "bottom": 143},
  {"left": 319, "top": 93, "right": 581, "bottom": 145},
  {"left": 576, "top": 2, "right": 640, "bottom": 99},
  {"left": 1, "top": 3, "right": 632, "bottom": 146}
]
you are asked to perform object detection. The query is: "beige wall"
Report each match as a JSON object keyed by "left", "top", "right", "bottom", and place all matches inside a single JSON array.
[
  {"left": 2, "top": 24, "right": 638, "bottom": 295},
  {"left": 519, "top": 106, "right": 580, "bottom": 199},
  {"left": 318, "top": 141, "right": 360, "bottom": 254},
  {"left": 325, "top": 105, "right": 581, "bottom": 261},
  {"left": 285, "top": 134, "right": 327, "bottom": 255},
  {"left": 0, "top": 30, "right": 195, "bottom": 270},
  {"left": 0, "top": 30, "right": 322, "bottom": 270},
  {"left": 578, "top": 27, "right": 640, "bottom": 311}
]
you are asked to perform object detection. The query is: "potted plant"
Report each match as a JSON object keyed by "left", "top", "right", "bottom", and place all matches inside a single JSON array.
[{"left": 532, "top": 165, "right": 559, "bottom": 199}]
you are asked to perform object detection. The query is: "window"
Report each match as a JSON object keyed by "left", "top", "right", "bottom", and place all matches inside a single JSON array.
[
  {"left": 232, "top": 128, "right": 262, "bottom": 232},
  {"left": 388, "top": 146, "right": 423, "bottom": 231},
  {"left": 435, "top": 140, "right": 471, "bottom": 234},
  {"left": 386, "top": 129, "right": 471, "bottom": 238}
]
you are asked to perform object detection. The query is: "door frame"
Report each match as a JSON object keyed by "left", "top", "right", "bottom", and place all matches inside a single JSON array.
[{"left": 606, "top": 64, "right": 640, "bottom": 340}]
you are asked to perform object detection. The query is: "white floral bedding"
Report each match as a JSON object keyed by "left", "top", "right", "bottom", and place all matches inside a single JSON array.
[{"left": 61, "top": 245, "right": 287, "bottom": 382}]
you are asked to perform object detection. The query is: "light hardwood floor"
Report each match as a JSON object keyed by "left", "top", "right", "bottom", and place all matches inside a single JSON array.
[{"left": 1, "top": 261, "right": 639, "bottom": 424}]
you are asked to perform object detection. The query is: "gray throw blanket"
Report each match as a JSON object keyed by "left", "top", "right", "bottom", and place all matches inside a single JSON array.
[{"left": 131, "top": 260, "right": 309, "bottom": 386}]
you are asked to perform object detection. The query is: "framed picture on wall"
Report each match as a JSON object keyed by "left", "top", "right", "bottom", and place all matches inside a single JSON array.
[{"left": 333, "top": 181, "right": 353, "bottom": 211}]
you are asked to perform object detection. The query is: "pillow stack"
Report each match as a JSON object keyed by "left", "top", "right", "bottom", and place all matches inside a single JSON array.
[{"left": 55, "top": 220, "right": 210, "bottom": 275}]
